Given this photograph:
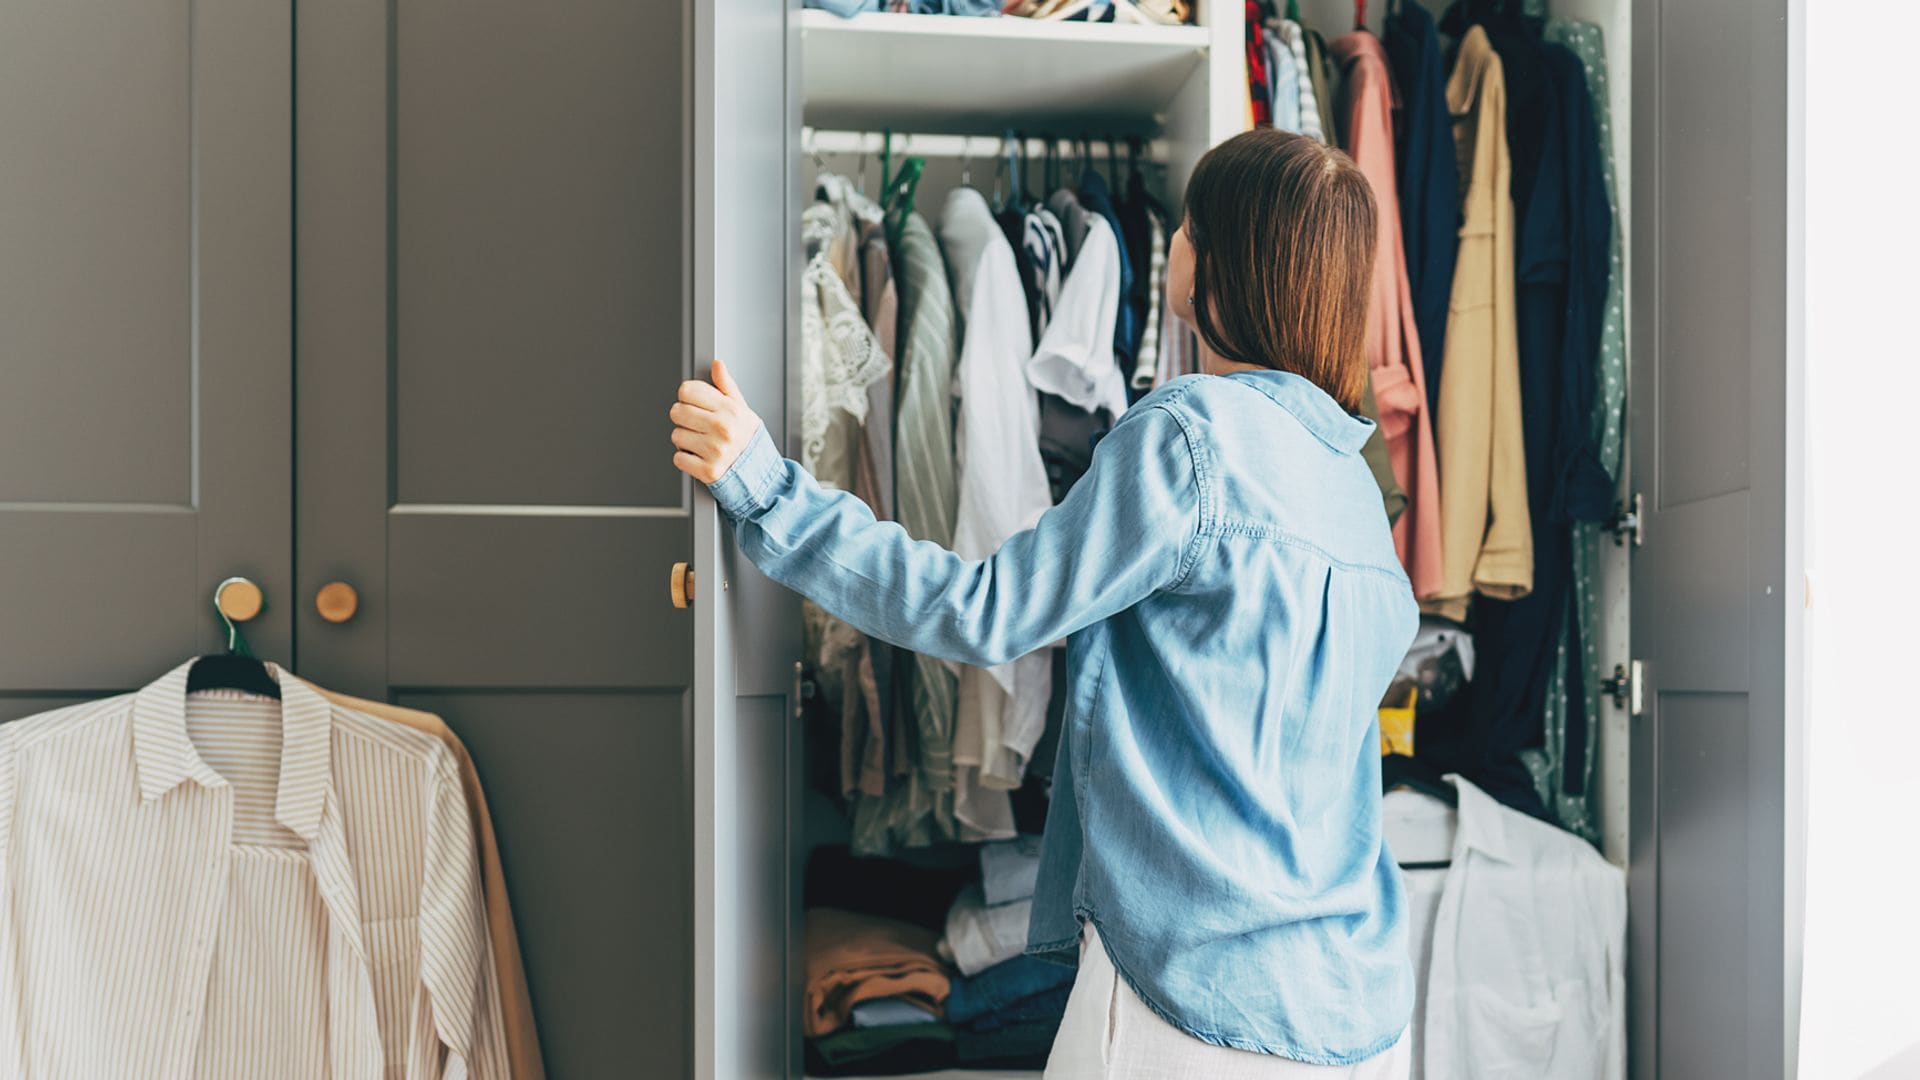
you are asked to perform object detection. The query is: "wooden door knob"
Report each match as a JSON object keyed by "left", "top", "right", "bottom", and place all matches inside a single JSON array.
[
  {"left": 670, "top": 562, "right": 695, "bottom": 609},
  {"left": 315, "top": 582, "right": 359, "bottom": 624},
  {"left": 215, "top": 578, "right": 264, "bottom": 622}
]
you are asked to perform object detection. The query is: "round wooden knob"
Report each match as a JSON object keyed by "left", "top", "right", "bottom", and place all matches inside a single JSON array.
[
  {"left": 215, "top": 578, "right": 264, "bottom": 623},
  {"left": 670, "top": 562, "right": 695, "bottom": 609},
  {"left": 315, "top": 581, "right": 359, "bottom": 624}
]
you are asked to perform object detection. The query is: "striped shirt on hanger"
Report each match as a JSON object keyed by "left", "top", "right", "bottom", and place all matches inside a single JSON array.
[{"left": 0, "top": 661, "right": 509, "bottom": 1078}]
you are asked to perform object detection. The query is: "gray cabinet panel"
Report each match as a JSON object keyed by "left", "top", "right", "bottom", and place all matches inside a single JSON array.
[
  {"left": 393, "top": 0, "right": 684, "bottom": 511},
  {"left": 0, "top": 0, "right": 190, "bottom": 504},
  {"left": 398, "top": 690, "right": 689, "bottom": 1080},
  {"left": 296, "top": 0, "right": 696, "bottom": 1074},
  {"left": 387, "top": 514, "right": 692, "bottom": 689},
  {"left": 1656, "top": 692, "right": 1751, "bottom": 1080},
  {"left": 0, "top": 0, "right": 292, "bottom": 689},
  {"left": 1630, "top": 1, "right": 1801, "bottom": 1076}
]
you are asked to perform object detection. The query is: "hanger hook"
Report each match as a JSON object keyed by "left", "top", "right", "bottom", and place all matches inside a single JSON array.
[
  {"left": 960, "top": 136, "right": 972, "bottom": 187},
  {"left": 212, "top": 576, "right": 257, "bottom": 658}
]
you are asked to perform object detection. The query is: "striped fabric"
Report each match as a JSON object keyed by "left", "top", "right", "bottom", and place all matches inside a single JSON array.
[
  {"left": 0, "top": 661, "right": 508, "bottom": 1078},
  {"left": 1275, "top": 20, "right": 1324, "bottom": 143},
  {"left": 853, "top": 209, "right": 963, "bottom": 854}
]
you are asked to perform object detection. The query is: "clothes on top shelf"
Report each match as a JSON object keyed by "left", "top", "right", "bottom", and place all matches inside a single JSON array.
[
  {"left": 1385, "top": 779, "right": 1626, "bottom": 1080},
  {"left": 0, "top": 662, "right": 516, "bottom": 1078},
  {"left": 803, "top": 0, "right": 1194, "bottom": 24}
]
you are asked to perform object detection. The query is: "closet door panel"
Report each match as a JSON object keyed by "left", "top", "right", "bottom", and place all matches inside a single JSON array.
[
  {"left": 386, "top": 515, "right": 691, "bottom": 688},
  {"left": 398, "top": 690, "right": 690, "bottom": 1080},
  {"left": 296, "top": 0, "right": 691, "bottom": 1073},
  {"left": 1630, "top": 0, "right": 1801, "bottom": 1076},
  {"left": 690, "top": 2, "right": 801, "bottom": 1078},
  {"left": 391, "top": 0, "right": 681, "bottom": 511},
  {"left": 0, "top": 0, "right": 292, "bottom": 695}
]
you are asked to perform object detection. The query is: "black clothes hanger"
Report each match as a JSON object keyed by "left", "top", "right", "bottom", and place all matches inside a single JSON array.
[
  {"left": 1382, "top": 753, "right": 1457, "bottom": 808},
  {"left": 185, "top": 577, "right": 281, "bottom": 699}
]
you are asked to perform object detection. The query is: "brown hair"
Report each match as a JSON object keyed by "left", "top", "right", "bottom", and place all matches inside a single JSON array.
[{"left": 1182, "top": 128, "right": 1377, "bottom": 412}]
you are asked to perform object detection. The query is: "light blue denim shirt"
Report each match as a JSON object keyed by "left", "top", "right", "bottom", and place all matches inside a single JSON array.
[{"left": 709, "top": 370, "right": 1418, "bottom": 1064}]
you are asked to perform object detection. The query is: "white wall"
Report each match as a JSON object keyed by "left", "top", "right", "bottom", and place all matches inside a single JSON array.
[{"left": 1799, "top": 2, "right": 1920, "bottom": 1076}]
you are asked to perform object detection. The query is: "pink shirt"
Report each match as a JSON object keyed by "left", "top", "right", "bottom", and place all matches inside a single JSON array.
[{"left": 1331, "top": 31, "right": 1445, "bottom": 601}]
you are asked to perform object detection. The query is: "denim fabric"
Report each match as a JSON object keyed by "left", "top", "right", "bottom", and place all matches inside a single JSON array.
[
  {"left": 963, "top": 983, "right": 1071, "bottom": 1034},
  {"left": 946, "top": 955, "right": 1075, "bottom": 1027},
  {"left": 711, "top": 369, "right": 1419, "bottom": 1063}
]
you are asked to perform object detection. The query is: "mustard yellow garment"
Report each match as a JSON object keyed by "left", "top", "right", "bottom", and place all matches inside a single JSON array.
[{"left": 1424, "top": 26, "right": 1532, "bottom": 622}]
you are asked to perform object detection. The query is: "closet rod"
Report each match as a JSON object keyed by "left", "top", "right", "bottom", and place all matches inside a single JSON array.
[{"left": 803, "top": 127, "right": 1172, "bottom": 164}]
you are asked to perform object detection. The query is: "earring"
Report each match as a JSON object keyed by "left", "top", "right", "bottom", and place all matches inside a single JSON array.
[{"left": 1186, "top": 293, "right": 1195, "bottom": 307}]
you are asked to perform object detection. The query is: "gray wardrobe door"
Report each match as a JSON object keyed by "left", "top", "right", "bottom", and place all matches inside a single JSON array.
[
  {"left": 1629, "top": 2, "right": 1804, "bottom": 1077},
  {"left": 0, "top": 0, "right": 293, "bottom": 718},
  {"left": 690, "top": 3, "right": 803, "bottom": 1079},
  {"left": 295, "top": 1, "right": 693, "bottom": 1076}
]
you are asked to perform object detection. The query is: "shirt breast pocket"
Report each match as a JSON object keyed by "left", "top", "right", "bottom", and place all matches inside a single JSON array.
[{"left": 1463, "top": 987, "right": 1563, "bottom": 1079}]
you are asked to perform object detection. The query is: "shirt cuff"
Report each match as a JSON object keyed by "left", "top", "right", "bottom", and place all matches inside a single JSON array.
[{"left": 706, "top": 423, "right": 785, "bottom": 520}]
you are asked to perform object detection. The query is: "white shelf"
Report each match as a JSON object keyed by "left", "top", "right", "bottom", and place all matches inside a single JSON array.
[{"left": 801, "top": 10, "right": 1210, "bottom": 136}]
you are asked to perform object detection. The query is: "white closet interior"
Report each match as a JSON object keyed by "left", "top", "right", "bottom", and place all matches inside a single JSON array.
[{"left": 793, "top": 2, "right": 1633, "bottom": 1076}]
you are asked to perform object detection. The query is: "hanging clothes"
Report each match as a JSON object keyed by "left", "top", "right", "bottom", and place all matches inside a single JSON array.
[
  {"left": 1124, "top": 190, "right": 1169, "bottom": 394},
  {"left": 1531, "top": 16, "right": 1628, "bottom": 840},
  {"left": 1384, "top": 780, "right": 1626, "bottom": 1080},
  {"left": 1357, "top": 375, "right": 1409, "bottom": 525},
  {"left": 854, "top": 208, "right": 962, "bottom": 854},
  {"left": 1332, "top": 30, "right": 1445, "bottom": 602},
  {"left": 1460, "top": 23, "right": 1613, "bottom": 819},
  {"left": 0, "top": 663, "right": 511, "bottom": 1077},
  {"left": 940, "top": 186, "right": 1052, "bottom": 842},
  {"left": 314, "top": 688, "right": 544, "bottom": 1080},
  {"left": 1267, "top": 30, "right": 1302, "bottom": 133},
  {"left": 1245, "top": 2, "right": 1273, "bottom": 127},
  {"left": 1421, "top": 25, "right": 1532, "bottom": 623},
  {"left": 1271, "top": 19, "right": 1325, "bottom": 143},
  {"left": 1027, "top": 212, "right": 1128, "bottom": 419},
  {"left": 1384, "top": 0, "right": 1459, "bottom": 417},
  {"left": 1302, "top": 27, "right": 1343, "bottom": 148},
  {"left": 802, "top": 194, "right": 894, "bottom": 803},
  {"left": 1078, "top": 167, "right": 1140, "bottom": 370}
]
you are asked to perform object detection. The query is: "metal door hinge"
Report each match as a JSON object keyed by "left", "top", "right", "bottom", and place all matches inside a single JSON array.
[
  {"left": 1605, "top": 493, "right": 1643, "bottom": 547},
  {"left": 1601, "top": 660, "right": 1645, "bottom": 715}
]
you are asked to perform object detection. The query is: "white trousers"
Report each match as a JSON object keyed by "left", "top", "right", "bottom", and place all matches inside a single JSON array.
[{"left": 1043, "top": 925, "right": 1412, "bottom": 1080}]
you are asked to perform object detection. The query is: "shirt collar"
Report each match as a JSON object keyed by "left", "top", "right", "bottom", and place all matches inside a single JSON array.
[
  {"left": 1444, "top": 773, "right": 1517, "bottom": 865},
  {"left": 1222, "top": 369, "right": 1376, "bottom": 454},
  {"left": 131, "top": 659, "right": 334, "bottom": 840}
]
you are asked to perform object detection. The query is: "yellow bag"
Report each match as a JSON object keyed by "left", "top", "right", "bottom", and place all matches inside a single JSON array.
[{"left": 1379, "top": 687, "right": 1417, "bottom": 757}]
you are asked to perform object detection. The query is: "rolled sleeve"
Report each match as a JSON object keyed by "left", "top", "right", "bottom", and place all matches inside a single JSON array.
[{"left": 707, "top": 424, "right": 787, "bottom": 520}]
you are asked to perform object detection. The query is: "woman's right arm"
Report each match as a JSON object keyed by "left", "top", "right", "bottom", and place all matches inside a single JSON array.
[{"left": 709, "top": 402, "right": 1203, "bottom": 668}]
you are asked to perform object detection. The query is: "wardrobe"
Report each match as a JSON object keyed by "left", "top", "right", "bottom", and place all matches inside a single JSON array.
[{"left": 0, "top": 0, "right": 1801, "bottom": 1078}]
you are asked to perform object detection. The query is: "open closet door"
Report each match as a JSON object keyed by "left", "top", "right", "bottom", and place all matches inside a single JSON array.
[
  {"left": 1629, "top": 1, "right": 1805, "bottom": 1077},
  {"left": 690, "top": 2, "right": 803, "bottom": 1078}
]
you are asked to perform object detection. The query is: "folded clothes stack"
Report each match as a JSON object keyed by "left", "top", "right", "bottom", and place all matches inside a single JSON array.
[
  {"left": 805, "top": 908, "right": 958, "bottom": 1075},
  {"left": 937, "top": 835, "right": 1071, "bottom": 1069}
]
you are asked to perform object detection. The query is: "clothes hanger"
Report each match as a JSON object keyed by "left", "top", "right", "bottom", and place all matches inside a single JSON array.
[
  {"left": 185, "top": 576, "right": 282, "bottom": 699},
  {"left": 1105, "top": 134, "right": 1120, "bottom": 192},
  {"left": 1381, "top": 753, "right": 1457, "bottom": 808}
]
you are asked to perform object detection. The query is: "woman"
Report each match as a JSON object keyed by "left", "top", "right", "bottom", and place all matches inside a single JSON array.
[{"left": 671, "top": 129, "right": 1416, "bottom": 1078}]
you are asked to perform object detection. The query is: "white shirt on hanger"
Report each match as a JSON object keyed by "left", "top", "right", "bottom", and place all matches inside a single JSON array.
[
  {"left": 1384, "top": 778, "right": 1626, "bottom": 1080},
  {"left": 1026, "top": 213, "right": 1131, "bottom": 420},
  {"left": 0, "top": 661, "right": 508, "bottom": 1078},
  {"left": 939, "top": 186, "right": 1054, "bottom": 838}
]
